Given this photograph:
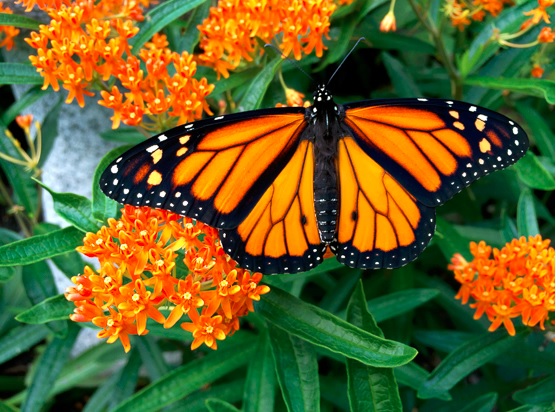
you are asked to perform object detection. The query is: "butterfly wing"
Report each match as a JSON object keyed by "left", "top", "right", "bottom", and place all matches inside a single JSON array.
[
  {"left": 220, "top": 140, "right": 324, "bottom": 274},
  {"left": 332, "top": 98, "right": 528, "bottom": 269},
  {"left": 342, "top": 98, "right": 529, "bottom": 207},
  {"left": 100, "top": 107, "right": 307, "bottom": 229},
  {"left": 333, "top": 136, "right": 436, "bottom": 269}
]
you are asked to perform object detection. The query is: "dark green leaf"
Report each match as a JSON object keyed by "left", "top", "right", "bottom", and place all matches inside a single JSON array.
[
  {"left": 92, "top": 146, "right": 129, "bottom": 220},
  {"left": 238, "top": 57, "right": 283, "bottom": 111},
  {"left": 517, "top": 188, "right": 540, "bottom": 237},
  {"left": 130, "top": 0, "right": 209, "bottom": 52},
  {"left": 381, "top": 52, "right": 421, "bottom": 97},
  {"left": 257, "top": 287, "right": 417, "bottom": 367},
  {"left": 16, "top": 294, "right": 73, "bottom": 324},
  {"left": 164, "top": 380, "right": 244, "bottom": 412},
  {"left": 512, "top": 375, "right": 555, "bottom": 406},
  {"left": 515, "top": 151, "right": 555, "bottom": 190},
  {"left": 418, "top": 330, "right": 528, "bottom": 399},
  {"left": 0, "top": 12, "right": 40, "bottom": 29},
  {"left": 515, "top": 102, "right": 555, "bottom": 161},
  {"left": 100, "top": 127, "right": 145, "bottom": 143},
  {"left": 433, "top": 217, "right": 472, "bottom": 262},
  {"left": 0, "top": 325, "right": 49, "bottom": 365},
  {"left": 206, "top": 399, "right": 241, "bottom": 412},
  {"left": 358, "top": 28, "right": 435, "bottom": 54},
  {"left": 0, "top": 226, "right": 84, "bottom": 266},
  {"left": 39, "top": 181, "right": 101, "bottom": 233},
  {"left": 176, "top": 0, "right": 211, "bottom": 53},
  {"left": 346, "top": 282, "right": 403, "bottom": 412},
  {"left": 135, "top": 337, "right": 170, "bottom": 382},
  {"left": 465, "top": 76, "right": 555, "bottom": 105},
  {"left": 0, "top": 63, "right": 43, "bottom": 85},
  {"left": 112, "top": 335, "right": 255, "bottom": 412},
  {"left": 368, "top": 288, "right": 439, "bottom": 322},
  {"left": 21, "top": 323, "right": 79, "bottom": 412},
  {"left": 243, "top": 333, "right": 276, "bottom": 412},
  {"left": 38, "top": 97, "right": 63, "bottom": 168},
  {"left": 269, "top": 325, "right": 319, "bottom": 412},
  {"left": 0, "top": 86, "right": 50, "bottom": 126}
]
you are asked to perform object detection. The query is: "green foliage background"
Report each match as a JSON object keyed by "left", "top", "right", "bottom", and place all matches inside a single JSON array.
[{"left": 0, "top": 0, "right": 554, "bottom": 411}]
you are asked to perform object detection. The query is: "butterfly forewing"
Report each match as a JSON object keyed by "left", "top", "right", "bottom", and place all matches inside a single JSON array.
[
  {"left": 100, "top": 107, "right": 306, "bottom": 229},
  {"left": 343, "top": 98, "right": 529, "bottom": 207}
]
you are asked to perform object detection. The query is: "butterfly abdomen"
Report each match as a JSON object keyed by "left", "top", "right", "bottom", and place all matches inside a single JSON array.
[{"left": 313, "top": 141, "right": 339, "bottom": 244}]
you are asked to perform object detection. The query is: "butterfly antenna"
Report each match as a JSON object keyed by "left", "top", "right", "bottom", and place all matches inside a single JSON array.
[
  {"left": 264, "top": 43, "right": 314, "bottom": 82},
  {"left": 327, "top": 37, "right": 366, "bottom": 87}
]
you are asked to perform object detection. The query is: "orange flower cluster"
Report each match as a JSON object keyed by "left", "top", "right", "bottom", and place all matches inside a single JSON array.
[
  {"left": 0, "top": 4, "right": 20, "bottom": 50},
  {"left": 24, "top": 1, "right": 214, "bottom": 129},
  {"left": 197, "top": 0, "right": 339, "bottom": 78},
  {"left": 66, "top": 205, "right": 269, "bottom": 352},
  {"left": 444, "top": 0, "right": 514, "bottom": 30},
  {"left": 450, "top": 235, "right": 555, "bottom": 336}
]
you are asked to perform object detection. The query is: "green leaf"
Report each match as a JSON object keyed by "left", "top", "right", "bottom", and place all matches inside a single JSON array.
[
  {"left": 164, "top": 380, "right": 244, "bottom": 412},
  {"left": 517, "top": 188, "right": 540, "bottom": 237},
  {"left": 38, "top": 97, "right": 63, "bottom": 168},
  {"left": 0, "top": 12, "right": 40, "bottom": 30},
  {"left": 0, "top": 126, "right": 38, "bottom": 218},
  {"left": 256, "top": 287, "right": 417, "bottom": 367},
  {"left": 0, "top": 86, "right": 50, "bottom": 126},
  {"left": 418, "top": 329, "right": 528, "bottom": 399},
  {"left": 112, "top": 335, "right": 256, "bottom": 412},
  {"left": 457, "top": 393, "right": 498, "bottom": 412},
  {"left": 92, "top": 147, "right": 129, "bottom": 221},
  {"left": 464, "top": 76, "right": 555, "bottom": 105},
  {"left": 381, "top": 52, "right": 421, "bottom": 97},
  {"left": 368, "top": 288, "right": 439, "bottom": 322},
  {"left": 130, "top": 0, "right": 209, "bottom": 52},
  {"left": 268, "top": 325, "right": 319, "bottom": 412},
  {"left": 515, "top": 151, "right": 555, "bottom": 191},
  {"left": 0, "top": 63, "right": 43, "bottom": 85},
  {"left": 243, "top": 333, "right": 276, "bottom": 412},
  {"left": 206, "top": 399, "right": 241, "bottom": 412},
  {"left": 39, "top": 181, "right": 101, "bottom": 233},
  {"left": 175, "top": 0, "right": 211, "bottom": 53},
  {"left": 211, "top": 67, "right": 261, "bottom": 96},
  {"left": 512, "top": 375, "right": 555, "bottom": 406},
  {"left": 0, "top": 325, "right": 50, "bottom": 365},
  {"left": 434, "top": 217, "right": 472, "bottom": 262},
  {"left": 346, "top": 282, "right": 403, "bottom": 412},
  {"left": 135, "top": 337, "right": 170, "bottom": 382},
  {"left": 358, "top": 28, "right": 435, "bottom": 54},
  {"left": 21, "top": 323, "right": 79, "bottom": 412},
  {"left": 238, "top": 57, "right": 283, "bottom": 111},
  {"left": 0, "top": 226, "right": 84, "bottom": 266},
  {"left": 515, "top": 102, "right": 555, "bottom": 161},
  {"left": 16, "top": 294, "right": 73, "bottom": 324}
]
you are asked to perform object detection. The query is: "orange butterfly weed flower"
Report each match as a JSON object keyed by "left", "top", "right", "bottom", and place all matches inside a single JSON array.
[
  {"left": 23, "top": 1, "right": 214, "bottom": 130},
  {"left": 443, "top": 0, "right": 514, "bottom": 29},
  {"left": 197, "top": 0, "right": 343, "bottom": 78},
  {"left": 450, "top": 235, "right": 555, "bottom": 336},
  {"left": 0, "top": 4, "right": 20, "bottom": 51},
  {"left": 66, "top": 206, "right": 269, "bottom": 352}
]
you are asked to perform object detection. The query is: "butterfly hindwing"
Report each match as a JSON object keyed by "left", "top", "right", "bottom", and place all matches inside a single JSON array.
[
  {"left": 333, "top": 136, "right": 436, "bottom": 269},
  {"left": 221, "top": 140, "right": 324, "bottom": 274},
  {"left": 343, "top": 98, "right": 529, "bottom": 207},
  {"left": 100, "top": 107, "right": 307, "bottom": 229}
]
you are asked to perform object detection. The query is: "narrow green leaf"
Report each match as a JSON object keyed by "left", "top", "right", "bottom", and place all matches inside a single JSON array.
[
  {"left": 0, "top": 86, "right": 50, "bottom": 126},
  {"left": 176, "top": 0, "right": 211, "bottom": 53},
  {"left": 434, "top": 217, "right": 472, "bottom": 262},
  {"left": 257, "top": 287, "right": 417, "bottom": 367},
  {"left": 243, "top": 333, "right": 276, "bottom": 412},
  {"left": 0, "top": 125, "right": 38, "bottom": 218},
  {"left": 206, "top": 399, "right": 241, "bottom": 412},
  {"left": 368, "top": 288, "right": 439, "bottom": 322},
  {"left": 358, "top": 27, "right": 435, "bottom": 54},
  {"left": 0, "top": 325, "right": 49, "bottom": 365},
  {"left": 21, "top": 323, "right": 79, "bottom": 412},
  {"left": 465, "top": 76, "right": 555, "bottom": 104},
  {"left": 512, "top": 375, "right": 555, "bottom": 405},
  {"left": 0, "top": 63, "right": 43, "bottom": 85},
  {"left": 381, "top": 52, "right": 421, "bottom": 97},
  {"left": 38, "top": 97, "right": 63, "bottom": 168},
  {"left": 268, "top": 325, "right": 319, "bottom": 412},
  {"left": 457, "top": 393, "right": 498, "bottom": 412},
  {"left": 93, "top": 147, "right": 129, "bottom": 221},
  {"left": 112, "top": 335, "right": 256, "bottom": 412},
  {"left": 39, "top": 181, "right": 101, "bottom": 233},
  {"left": 83, "top": 366, "right": 126, "bottom": 412},
  {"left": 130, "top": 0, "right": 208, "bottom": 52},
  {"left": 506, "top": 406, "right": 555, "bottom": 412},
  {"left": 211, "top": 67, "right": 261, "bottom": 96},
  {"left": 135, "top": 337, "right": 170, "bottom": 382},
  {"left": 517, "top": 189, "right": 540, "bottom": 237},
  {"left": 515, "top": 102, "right": 555, "bottom": 161},
  {"left": 346, "top": 282, "right": 403, "bottom": 412},
  {"left": 515, "top": 151, "right": 555, "bottom": 190},
  {"left": 0, "top": 226, "right": 84, "bottom": 266},
  {"left": 110, "top": 350, "right": 143, "bottom": 409},
  {"left": 317, "top": 15, "right": 359, "bottom": 68},
  {"left": 0, "top": 12, "right": 40, "bottom": 30},
  {"left": 238, "top": 57, "right": 283, "bottom": 111},
  {"left": 418, "top": 329, "right": 528, "bottom": 399},
  {"left": 164, "top": 380, "right": 244, "bottom": 412},
  {"left": 16, "top": 294, "right": 73, "bottom": 324},
  {"left": 100, "top": 128, "right": 145, "bottom": 143}
]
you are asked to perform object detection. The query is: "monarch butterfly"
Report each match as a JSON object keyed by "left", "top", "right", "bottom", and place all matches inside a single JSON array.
[{"left": 100, "top": 84, "right": 528, "bottom": 274}]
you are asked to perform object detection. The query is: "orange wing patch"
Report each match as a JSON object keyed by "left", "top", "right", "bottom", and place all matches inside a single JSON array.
[
  {"left": 221, "top": 140, "right": 323, "bottom": 274},
  {"left": 334, "top": 137, "right": 435, "bottom": 269}
]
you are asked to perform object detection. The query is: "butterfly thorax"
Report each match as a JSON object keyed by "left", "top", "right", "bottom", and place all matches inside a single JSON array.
[{"left": 305, "top": 85, "right": 343, "bottom": 244}]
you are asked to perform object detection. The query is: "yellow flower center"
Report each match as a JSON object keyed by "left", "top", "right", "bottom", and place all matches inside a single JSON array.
[
  {"left": 132, "top": 293, "right": 140, "bottom": 302},
  {"left": 107, "top": 319, "right": 114, "bottom": 327},
  {"left": 205, "top": 325, "right": 214, "bottom": 334}
]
